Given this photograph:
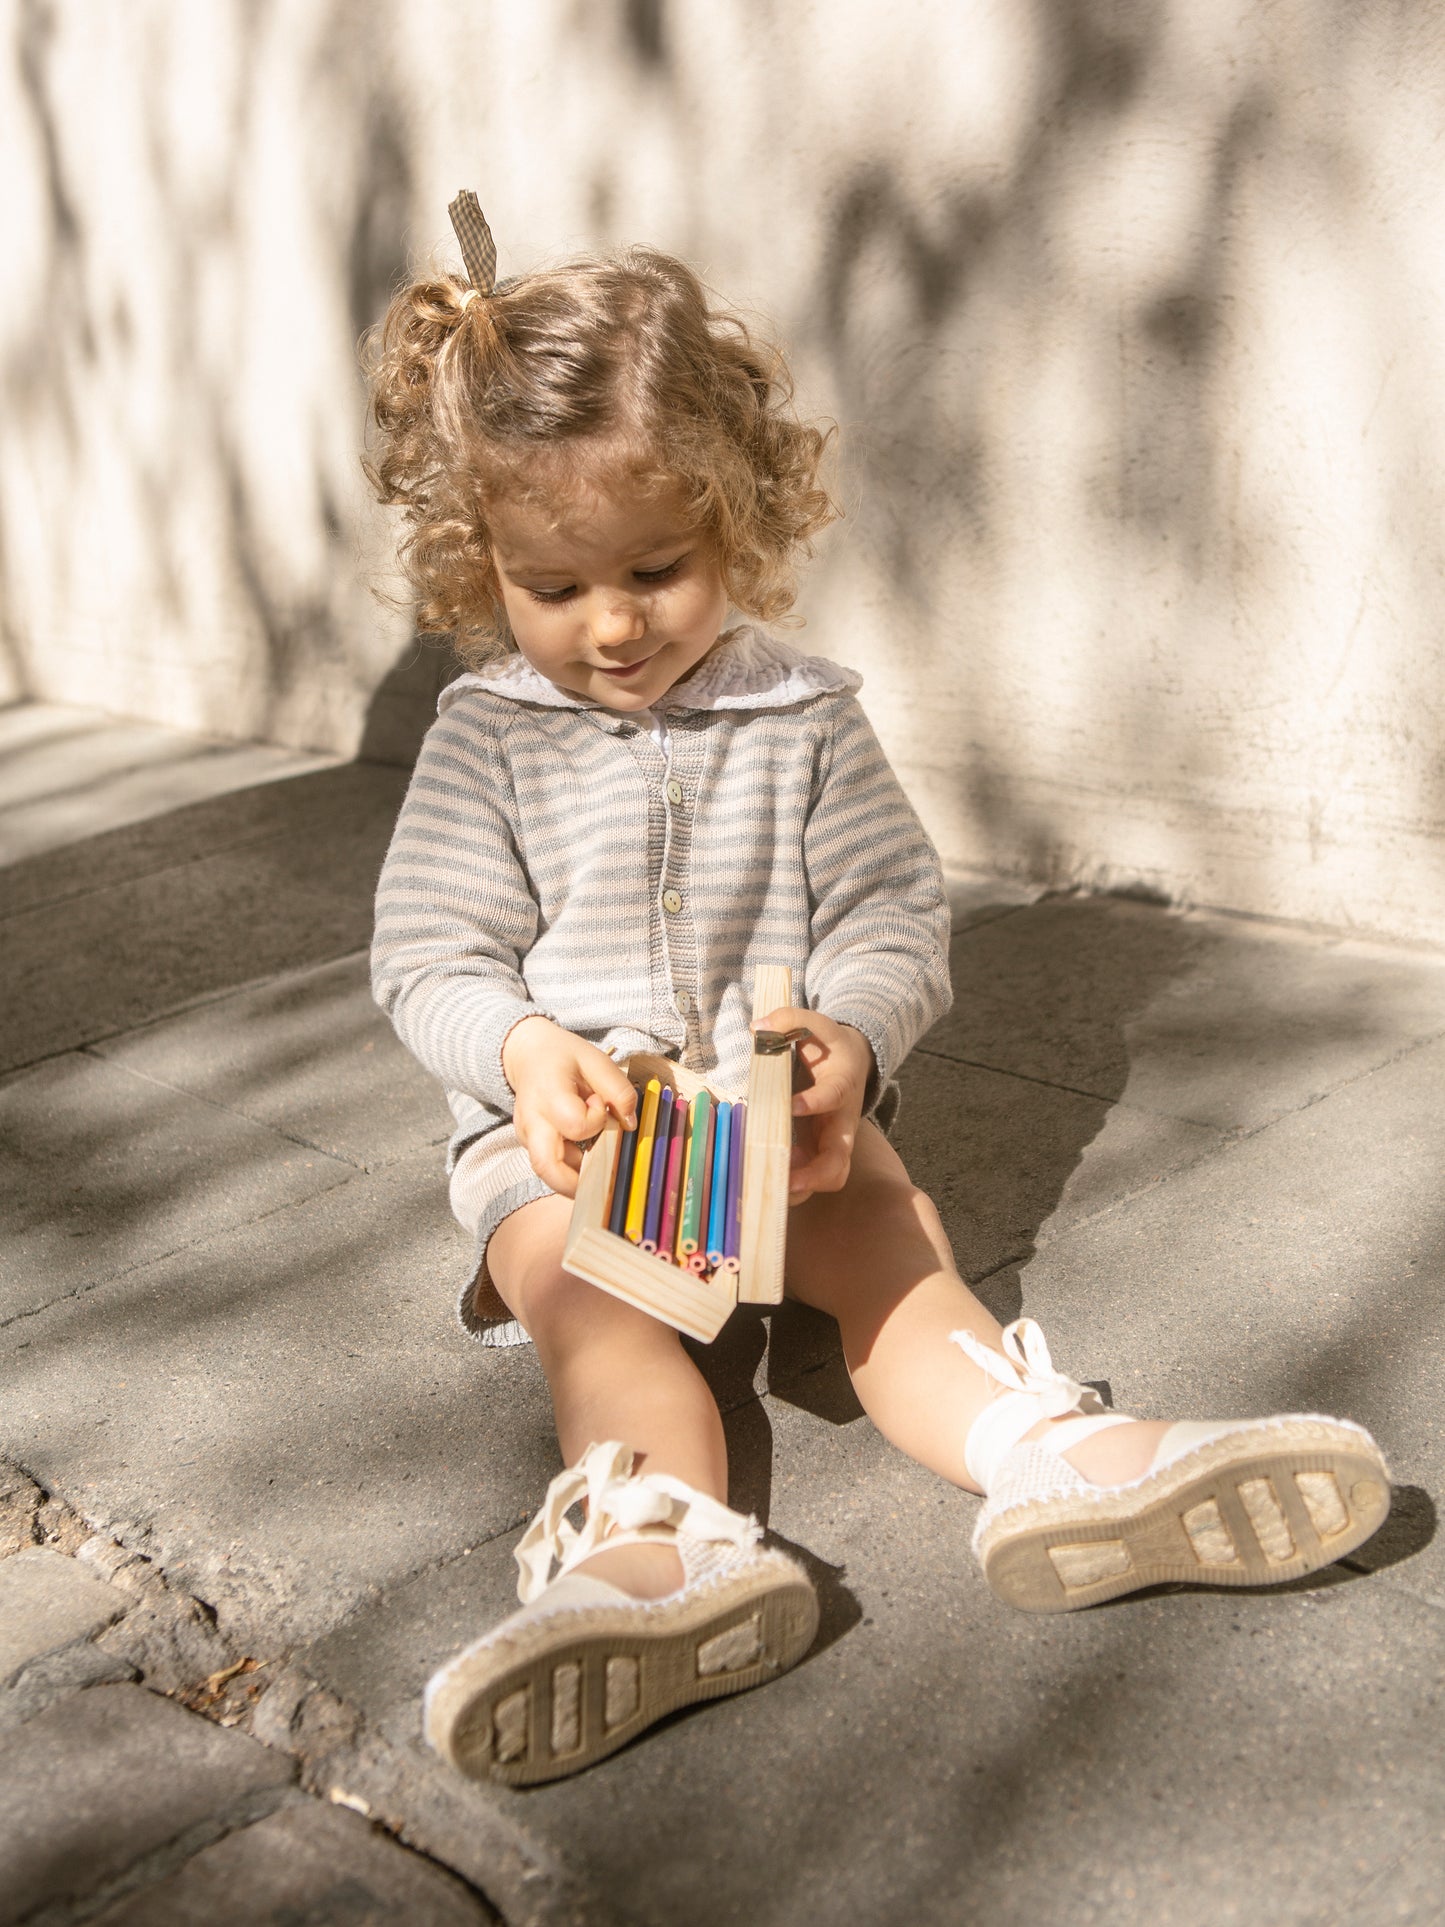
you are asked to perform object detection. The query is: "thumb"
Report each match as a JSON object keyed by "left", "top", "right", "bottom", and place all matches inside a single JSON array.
[{"left": 580, "top": 1044, "right": 640, "bottom": 1127}]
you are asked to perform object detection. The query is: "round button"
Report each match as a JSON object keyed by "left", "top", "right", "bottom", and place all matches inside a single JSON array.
[
  {"left": 661, "top": 888, "right": 683, "bottom": 914},
  {"left": 665, "top": 778, "right": 684, "bottom": 807},
  {"left": 675, "top": 989, "right": 693, "bottom": 1015}
]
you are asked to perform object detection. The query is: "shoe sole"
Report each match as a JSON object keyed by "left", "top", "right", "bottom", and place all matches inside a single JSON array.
[
  {"left": 424, "top": 1551, "right": 819, "bottom": 1785},
  {"left": 979, "top": 1419, "right": 1391, "bottom": 1613}
]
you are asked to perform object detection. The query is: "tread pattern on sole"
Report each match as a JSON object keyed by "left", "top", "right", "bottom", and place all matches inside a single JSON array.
[
  {"left": 1181, "top": 1497, "right": 1241, "bottom": 1567},
  {"left": 1295, "top": 1469, "right": 1347, "bottom": 1537},
  {"left": 1237, "top": 1477, "right": 1296, "bottom": 1563},
  {"left": 427, "top": 1567, "right": 819, "bottom": 1785},
  {"left": 980, "top": 1428, "right": 1390, "bottom": 1612},
  {"left": 604, "top": 1655, "right": 639, "bottom": 1728}
]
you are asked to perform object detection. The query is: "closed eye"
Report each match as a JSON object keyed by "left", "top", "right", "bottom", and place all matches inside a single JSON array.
[
  {"left": 634, "top": 556, "right": 687, "bottom": 584},
  {"left": 527, "top": 584, "right": 577, "bottom": 604}
]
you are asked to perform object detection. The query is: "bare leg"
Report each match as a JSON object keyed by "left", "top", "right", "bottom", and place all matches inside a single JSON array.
[
  {"left": 488, "top": 1195, "right": 726, "bottom": 1595},
  {"left": 784, "top": 1124, "right": 1170, "bottom": 1490}
]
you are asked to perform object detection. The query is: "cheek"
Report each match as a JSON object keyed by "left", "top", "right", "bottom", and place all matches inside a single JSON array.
[{"left": 677, "top": 575, "right": 727, "bottom": 637}]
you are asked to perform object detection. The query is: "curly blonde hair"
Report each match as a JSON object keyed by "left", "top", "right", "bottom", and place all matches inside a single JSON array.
[{"left": 361, "top": 247, "right": 839, "bottom": 664}]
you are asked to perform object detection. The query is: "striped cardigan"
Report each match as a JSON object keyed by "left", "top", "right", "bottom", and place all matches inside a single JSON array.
[{"left": 372, "top": 626, "right": 953, "bottom": 1188}]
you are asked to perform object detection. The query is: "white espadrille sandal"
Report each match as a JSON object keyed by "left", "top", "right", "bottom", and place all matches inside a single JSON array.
[
  {"left": 423, "top": 1441, "right": 819, "bottom": 1785},
  {"left": 953, "top": 1320, "right": 1391, "bottom": 1613}
]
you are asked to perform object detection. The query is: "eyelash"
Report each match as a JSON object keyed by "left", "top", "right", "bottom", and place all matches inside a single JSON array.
[{"left": 526, "top": 558, "right": 686, "bottom": 605}]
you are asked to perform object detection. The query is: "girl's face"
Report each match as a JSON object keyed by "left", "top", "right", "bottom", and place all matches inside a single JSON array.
[{"left": 488, "top": 482, "right": 728, "bottom": 712}]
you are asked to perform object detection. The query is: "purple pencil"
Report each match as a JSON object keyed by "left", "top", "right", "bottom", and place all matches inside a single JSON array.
[
  {"left": 722, "top": 1100, "right": 746, "bottom": 1269},
  {"left": 640, "top": 1087, "right": 674, "bottom": 1252},
  {"left": 656, "top": 1098, "right": 687, "bottom": 1262}
]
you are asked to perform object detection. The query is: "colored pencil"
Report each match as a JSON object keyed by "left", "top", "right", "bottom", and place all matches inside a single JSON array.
[
  {"left": 722, "top": 1100, "right": 746, "bottom": 1268},
  {"left": 678, "top": 1090, "right": 713, "bottom": 1255},
  {"left": 607, "top": 1106, "right": 639, "bottom": 1236},
  {"left": 624, "top": 1078, "right": 661, "bottom": 1242},
  {"left": 671, "top": 1094, "right": 700, "bottom": 1260},
  {"left": 657, "top": 1098, "right": 688, "bottom": 1261},
  {"left": 641, "top": 1087, "right": 675, "bottom": 1251},
  {"left": 706, "top": 1100, "right": 733, "bottom": 1264}
]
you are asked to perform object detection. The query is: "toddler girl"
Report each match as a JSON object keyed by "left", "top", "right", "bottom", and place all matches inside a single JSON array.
[{"left": 366, "top": 196, "right": 1389, "bottom": 1787}]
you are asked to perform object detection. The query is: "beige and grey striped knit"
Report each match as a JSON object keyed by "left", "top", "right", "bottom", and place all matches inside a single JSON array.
[{"left": 372, "top": 626, "right": 952, "bottom": 1332}]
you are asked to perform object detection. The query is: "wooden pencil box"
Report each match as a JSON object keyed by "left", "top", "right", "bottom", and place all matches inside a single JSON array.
[{"left": 563, "top": 966, "right": 795, "bottom": 1342}]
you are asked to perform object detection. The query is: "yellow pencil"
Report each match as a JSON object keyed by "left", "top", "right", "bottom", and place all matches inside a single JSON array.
[{"left": 624, "top": 1079, "right": 661, "bottom": 1242}]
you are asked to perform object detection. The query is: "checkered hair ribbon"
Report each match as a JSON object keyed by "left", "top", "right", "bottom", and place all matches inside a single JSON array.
[{"left": 448, "top": 190, "right": 497, "bottom": 296}]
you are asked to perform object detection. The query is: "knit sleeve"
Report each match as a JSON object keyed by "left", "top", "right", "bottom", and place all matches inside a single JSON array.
[
  {"left": 802, "top": 696, "right": 953, "bottom": 1087},
  {"left": 371, "top": 696, "right": 543, "bottom": 1113}
]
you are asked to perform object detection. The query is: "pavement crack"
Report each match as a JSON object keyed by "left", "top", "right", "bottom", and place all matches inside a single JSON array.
[
  {"left": 0, "top": 951, "right": 371, "bottom": 1080},
  {"left": 0, "top": 1171, "right": 360, "bottom": 1332},
  {"left": 365, "top": 1511, "right": 535, "bottom": 1604},
  {"left": 911, "top": 1044, "right": 1122, "bottom": 1108},
  {"left": 75, "top": 1047, "right": 371, "bottom": 1171}
]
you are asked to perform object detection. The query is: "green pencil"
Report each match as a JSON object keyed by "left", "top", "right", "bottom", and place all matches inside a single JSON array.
[{"left": 677, "top": 1089, "right": 713, "bottom": 1256}]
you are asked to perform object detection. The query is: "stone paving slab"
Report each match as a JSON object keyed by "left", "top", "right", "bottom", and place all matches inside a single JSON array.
[
  {"left": 0, "top": 1034, "right": 1220, "bottom": 1656},
  {"left": 937, "top": 895, "right": 1445, "bottom": 1131},
  {"left": 92, "top": 1800, "right": 496, "bottom": 1926},
  {"left": 278, "top": 1009, "right": 1445, "bottom": 1927},
  {"left": 5, "top": 707, "right": 1443, "bottom": 1925},
  {"left": 0, "top": 764, "right": 408, "bottom": 1072},
  {"left": 0, "top": 1051, "right": 356, "bottom": 1325},
  {"left": 1, "top": 1146, "right": 557, "bottom": 1650},
  {"left": 0, "top": 1545, "right": 128, "bottom": 1680},
  {"left": 893, "top": 1047, "right": 1225, "bottom": 1288},
  {"left": 0, "top": 760, "right": 401, "bottom": 920},
  {"left": 0, "top": 1683, "right": 295, "bottom": 1926},
  {"left": 291, "top": 1391, "right": 1441, "bottom": 1927},
  {"left": 0, "top": 702, "right": 336, "bottom": 870},
  {"left": 997, "top": 1031, "right": 1445, "bottom": 1603},
  {"left": 96, "top": 953, "right": 452, "bottom": 1171}
]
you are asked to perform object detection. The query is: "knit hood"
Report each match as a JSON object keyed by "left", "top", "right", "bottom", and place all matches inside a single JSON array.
[{"left": 436, "top": 625, "right": 862, "bottom": 719}]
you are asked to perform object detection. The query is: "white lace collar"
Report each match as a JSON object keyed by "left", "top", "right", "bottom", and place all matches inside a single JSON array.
[{"left": 437, "top": 624, "right": 862, "bottom": 719}]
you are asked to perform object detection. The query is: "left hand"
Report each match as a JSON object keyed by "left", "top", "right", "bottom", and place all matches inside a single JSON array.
[{"left": 753, "top": 1006, "right": 875, "bottom": 1204}]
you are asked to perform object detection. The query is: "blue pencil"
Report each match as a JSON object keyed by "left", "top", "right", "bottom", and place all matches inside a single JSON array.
[
  {"left": 641, "top": 1087, "right": 675, "bottom": 1250},
  {"left": 706, "top": 1100, "right": 732, "bottom": 1264},
  {"left": 723, "top": 1101, "right": 745, "bottom": 1266},
  {"left": 607, "top": 1111, "right": 638, "bottom": 1236}
]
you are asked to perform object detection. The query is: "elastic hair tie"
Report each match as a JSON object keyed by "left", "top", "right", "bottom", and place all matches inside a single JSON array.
[{"left": 448, "top": 189, "right": 497, "bottom": 296}]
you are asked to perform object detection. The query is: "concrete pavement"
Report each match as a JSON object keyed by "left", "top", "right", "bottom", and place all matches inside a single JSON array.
[{"left": 2, "top": 699, "right": 1442, "bottom": 1925}]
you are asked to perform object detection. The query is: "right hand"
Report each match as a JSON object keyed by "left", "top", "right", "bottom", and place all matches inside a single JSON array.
[{"left": 501, "top": 1017, "right": 638, "bottom": 1198}]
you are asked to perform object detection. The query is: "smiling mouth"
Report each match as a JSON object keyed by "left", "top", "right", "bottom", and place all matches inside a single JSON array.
[{"left": 597, "top": 658, "right": 652, "bottom": 678}]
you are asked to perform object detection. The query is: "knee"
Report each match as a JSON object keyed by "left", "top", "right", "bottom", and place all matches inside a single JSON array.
[
  {"left": 848, "top": 1156, "right": 938, "bottom": 1236},
  {"left": 518, "top": 1263, "right": 683, "bottom": 1363}
]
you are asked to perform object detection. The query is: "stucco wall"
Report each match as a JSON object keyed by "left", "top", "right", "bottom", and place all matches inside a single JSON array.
[{"left": 5, "top": 1, "right": 1445, "bottom": 941}]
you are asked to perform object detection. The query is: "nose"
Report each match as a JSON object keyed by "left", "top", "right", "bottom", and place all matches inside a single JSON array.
[{"left": 589, "top": 594, "right": 646, "bottom": 650}]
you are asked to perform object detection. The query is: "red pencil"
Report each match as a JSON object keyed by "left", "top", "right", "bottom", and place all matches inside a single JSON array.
[{"left": 656, "top": 1099, "right": 688, "bottom": 1261}]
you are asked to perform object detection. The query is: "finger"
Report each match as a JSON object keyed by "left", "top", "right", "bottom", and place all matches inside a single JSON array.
[
  {"left": 752, "top": 1005, "right": 813, "bottom": 1038},
  {"left": 791, "top": 1071, "right": 854, "bottom": 1117},
  {"left": 578, "top": 1046, "right": 640, "bottom": 1128},
  {"left": 522, "top": 1124, "right": 583, "bottom": 1198}
]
